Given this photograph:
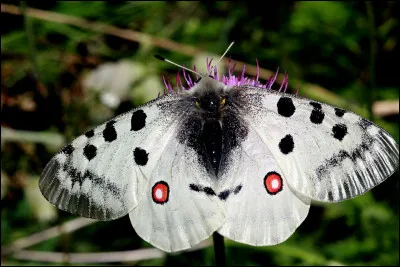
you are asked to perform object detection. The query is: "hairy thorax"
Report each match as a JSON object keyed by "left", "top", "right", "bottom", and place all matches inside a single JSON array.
[{"left": 176, "top": 77, "right": 248, "bottom": 177}]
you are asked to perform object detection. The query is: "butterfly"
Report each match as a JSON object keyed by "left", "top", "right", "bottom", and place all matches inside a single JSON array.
[{"left": 39, "top": 47, "right": 399, "bottom": 253}]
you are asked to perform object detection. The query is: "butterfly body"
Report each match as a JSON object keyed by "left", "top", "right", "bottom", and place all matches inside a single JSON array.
[
  {"left": 39, "top": 66, "right": 399, "bottom": 252},
  {"left": 177, "top": 77, "right": 249, "bottom": 178}
]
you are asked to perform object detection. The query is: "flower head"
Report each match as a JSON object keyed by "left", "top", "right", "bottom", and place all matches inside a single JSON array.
[{"left": 162, "top": 58, "right": 293, "bottom": 95}]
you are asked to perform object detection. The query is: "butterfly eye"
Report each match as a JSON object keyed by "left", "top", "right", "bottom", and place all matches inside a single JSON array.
[
  {"left": 194, "top": 98, "right": 200, "bottom": 108},
  {"left": 220, "top": 96, "right": 226, "bottom": 106}
]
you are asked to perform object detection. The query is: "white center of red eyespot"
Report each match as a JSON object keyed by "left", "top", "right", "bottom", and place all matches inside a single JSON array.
[
  {"left": 271, "top": 179, "right": 279, "bottom": 189},
  {"left": 152, "top": 181, "right": 169, "bottom": 204},
  {"left": 264, "top": 172, "right": 283, "bottom": 195},
  {"left": 155, "top": 188, "right": 163, "bottom": 199}
]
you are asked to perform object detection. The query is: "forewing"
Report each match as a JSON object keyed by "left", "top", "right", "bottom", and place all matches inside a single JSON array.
[
  {"left": 233, "top": 87, "right": 399, "bottom": 202},
  {"left": 39, "top": 95, "right": 182, "bottom": 220}
]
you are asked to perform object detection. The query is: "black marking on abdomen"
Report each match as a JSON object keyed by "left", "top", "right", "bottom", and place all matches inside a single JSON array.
[
  {"left": 219, "top": 111, "right": 248, "bottom": 174},
  {"left": 178, "top": 109, "right": 248, "bottom": 177},
  {"left": 201, "top": 119, "right": 222, "bottom": 175}
]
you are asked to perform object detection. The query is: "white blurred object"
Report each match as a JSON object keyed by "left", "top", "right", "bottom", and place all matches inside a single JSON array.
[
  {"left": 83, "top": 60, "right": 164, "bottom": 109},
  {"left": 1, "top": 170, "right": 9, "bottom": 200},
  {"left": 25, "top": 177, "right": 58, "bottom": 223},
  {"left": 372, "top": 100, "right": 399, "bottom": 117},
  {"left": 83, "top": 60, "right": 145, "bottom": 108}
]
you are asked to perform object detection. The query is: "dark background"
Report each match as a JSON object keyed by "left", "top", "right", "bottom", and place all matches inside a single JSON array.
[{"left": 1, "top": 1, "right": 399, "bottom": 266}]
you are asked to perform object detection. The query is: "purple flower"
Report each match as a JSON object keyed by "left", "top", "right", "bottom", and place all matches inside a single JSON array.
[{"left": 162, "top": 58, "right": 295, "bottom": 95}]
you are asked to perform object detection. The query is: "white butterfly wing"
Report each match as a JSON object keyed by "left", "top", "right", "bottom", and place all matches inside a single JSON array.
[
  {"left": 129, "top": 135, "right": 225, "bottom": 252},
  {"left": 217, "top": 123, "right": 310, "bottom": 245},
  {"left": 39, "top": 95, "right": 182, "bottom": 220},
  {"left": 234, "top": 87, "right": 399, "bottom": 202},
  {"left": 40, "top": 93, "right": 226, "bottom": 252}
]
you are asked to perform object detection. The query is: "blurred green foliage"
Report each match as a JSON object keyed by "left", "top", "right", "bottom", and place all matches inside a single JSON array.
[{"left": 1, "top": 1, "right": 399, "bottom": 266}]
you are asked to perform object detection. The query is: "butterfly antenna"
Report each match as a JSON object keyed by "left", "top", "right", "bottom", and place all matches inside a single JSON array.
[
  {"left": 209, "top": 41, "right": 235, "bottom": 72},
  {"left": 154, "top": 55, "right": 203, "bottom": 77}
]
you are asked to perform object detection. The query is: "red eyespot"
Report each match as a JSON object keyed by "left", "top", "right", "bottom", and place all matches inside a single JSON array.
[
  {"left": 264, "top": 172, "right": 283, "bottom": 195},
  {"left": 152, "top": 181, "right": 169, "bottom": 204}
]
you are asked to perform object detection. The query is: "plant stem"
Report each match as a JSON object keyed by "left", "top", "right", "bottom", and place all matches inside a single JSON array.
[{"left": 212, "top": 232, "right": 226, "bottom": 266}]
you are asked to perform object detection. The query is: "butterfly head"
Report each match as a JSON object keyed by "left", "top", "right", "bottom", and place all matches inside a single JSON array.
[{"left": 189, "top": 76, "right": 228, "bottom": 115}]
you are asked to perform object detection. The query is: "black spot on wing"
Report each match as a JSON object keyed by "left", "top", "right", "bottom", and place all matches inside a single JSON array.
[
  {"left": 189, "top": 184, "right": 201, "bottom": 192},
  {"left": 279, "top": 134, "right": 294, "bottom": 154},
  {"left": 190, "top": 184, "right": 242, "bottom": 200},
  {"left": 85, "top": 129, "right": 94, "bottom": 138},
  {"left": 334, "top": 108, "right": 346, "bottom": 117},
  {"left": 83, "top": 144, "right": 97, "bottom": 161},
  {"left": 103, "top": 120, "right": 117, "bottom": 142},
  {"left": 233, "top": 185, "right": 242, "bottom": 194},
  {"left": 332, "top": 124, "right": 348, "bottom": 141},
  {"left": 309, "top": 102, "right": 322, "bottom": 109},
  {"left": 61, "top": 144, "right": 74, "bottom": 155},
  {"left": 203, "top": 187, "right": 216, "bottom": 196},
  {"left": 131, "top": 110, "right": 146, "bottom": 131},
  {"left": 309, "top": 102, "right": 325, "bottom": 124},
  {"left": 310, "top": 109, "right": 325, "bottom": 124},
  {"left": 277, "top": 97, "right": 296, "bottom": 117},
  {"left": 133, "top": 147, "right": 149, "bottom": 166},
  {"left": 218, "top": 190, "right": 230, "bottom": 200}
]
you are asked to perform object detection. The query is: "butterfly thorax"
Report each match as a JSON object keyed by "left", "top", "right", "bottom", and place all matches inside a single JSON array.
[{"left": 178, "top": 78, "right": 248, "bottom": 178}]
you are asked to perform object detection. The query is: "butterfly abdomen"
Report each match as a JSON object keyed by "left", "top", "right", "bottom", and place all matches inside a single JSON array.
[
  {"left": 177, "top": 85, "right": 249, "bottom": 178},
  {"left": 201, "top": 119, "right": 222, "bottom": 175}
]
